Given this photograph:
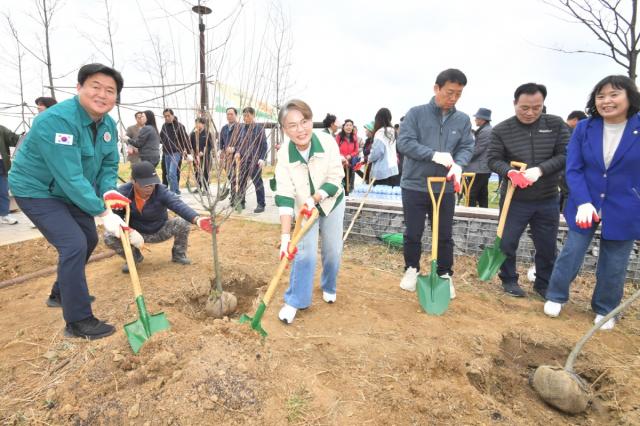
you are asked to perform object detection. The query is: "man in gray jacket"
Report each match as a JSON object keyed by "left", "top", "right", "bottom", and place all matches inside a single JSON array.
[
  {"left": 487, "top": 83, "right": 569, "bottom": 298},
  {"left": 465, "top": 108, "right": 493, "bottom": 207},
  {"left": 397, "top": 68, "right": 475, "bottom": 298}
]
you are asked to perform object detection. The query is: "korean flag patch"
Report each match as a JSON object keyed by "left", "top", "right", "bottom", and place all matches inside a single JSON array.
[{"left": 55, "top": 133, "right": 74, "bottom": 145}]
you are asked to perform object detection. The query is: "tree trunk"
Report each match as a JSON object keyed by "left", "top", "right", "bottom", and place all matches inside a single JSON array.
[
  {"left": 211, "top": 217, "right": 223, "bottom": 294},
  {"left": 42, "top": 0, "right": 55, "bottom": 98}
]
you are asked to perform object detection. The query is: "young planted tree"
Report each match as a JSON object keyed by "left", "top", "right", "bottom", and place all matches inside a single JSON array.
[
  {"left": 544, "top": 0, "right": 640, "bottom": 80},
  {"left": 5, "top": 15, "right": 30, "bottom": 133},
  {"left": 32, "top": 0, "right": 59, "bottom": 98}
]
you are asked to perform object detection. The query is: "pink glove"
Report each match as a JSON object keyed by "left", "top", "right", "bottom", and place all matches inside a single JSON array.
[
  {"left": 196, "top": 216, "right": 213, "bottom": 233},
  {"left": 507, "top": 170, "right": 531, "bottom": 189},
  {"left": 446, "top": 163, "right": 462, "bottom": 193},
  {"left": 103, "top": 190, "right": 131, "bottom": 209},
  {"left": 576, "top": 203, "right": 600, "bottom": 229}
]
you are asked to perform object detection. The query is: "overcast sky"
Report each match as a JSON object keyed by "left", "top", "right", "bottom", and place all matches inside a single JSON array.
[{"left": 0, "top": 0, "right": 628, "bottom": 133}]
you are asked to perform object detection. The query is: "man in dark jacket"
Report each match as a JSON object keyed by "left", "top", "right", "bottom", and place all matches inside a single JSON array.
[
  {"left": 0, "top": 124, "right": 20, "bottom": 225},
  {"left": 397, "top": 68, "right": 475, "bottom": 298},
  {"left": 487, "top": 83, "right": 569, "bottom": 298},
  {"left": 189, "top": 117, "right": 213, "bottom": 192},
  {"left": 160, "top": 109, "right": 189, "bottom": 194},
  {"left": 232, "top": 107, "right": 268, "bottom": 213},
  {"left": 103, "top": 161, "right": 212, "bottom": 273},
  {"left": 465, "top": 108, "right": 493, "bottom": 207}
]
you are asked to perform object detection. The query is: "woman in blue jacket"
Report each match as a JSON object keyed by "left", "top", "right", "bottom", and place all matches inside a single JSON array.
[{"left": 543, "top": 75, "right": 640, "bottom": 330}]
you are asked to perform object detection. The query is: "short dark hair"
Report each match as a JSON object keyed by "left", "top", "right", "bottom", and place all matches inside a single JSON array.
[
  {"left": 195, "top": 117, "right": 207, "bottom": 125},
  {"left": 134, "top": 111, "right": 144, "bottom": 118},
  {"left": 77, "top": 63, "right": 123, "bottom": 95},
  {"left": 567, "top": 110, "right": 587, "bottom": 121},
  {"left": 35, "top": 97, "right": 57, "bottom": 109},
  {"left": 514, "top": 83, "right": 547, "bottom": 102},
  {"left": 242, "top": 106, "right": 255, "bottom": 115},
  {"left": 586, "top": 75, "right": 640, "bottom": 119},
  {"left": 435, "top": 68, "right": 467, "bottom": 87},
  {"left": 322, "top": 113, "right": 336, "bottom": 128},
  {"left": 226, "top": 107, "right": 237, "bottom": 114}
]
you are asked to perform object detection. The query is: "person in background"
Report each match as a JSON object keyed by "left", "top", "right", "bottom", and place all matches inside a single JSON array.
[
  {"left": 356, "top": 121, "right": 374, "bottom": 182},
  {"left": 487, "top": 83, "right": 569, "bottom": 299},
  {"left": 124, "top": 111, "right": 145, "bottom": 164},
  {"left": 123, "top": 110, "right": 160, "bottom": 167},
  {"left": 336, "top": 119, "right": 359, "bottom": 195},
  {"left": 368, "top": 108, "right": 399, "bottom": 186},
  {"left": 544, "top": 75, "right": 640, "bottom": 330},
  {"left": 160, "top": 109, "right": 189, "bottom": 195},
  {"left": 9, "top": 63, "right": 127, "bottom": 340},
  {"left": 35, "top": 97, "right": 57, "bottom": 113},
  {"left": 322, "top": 113, "right": 340, "bottom": 137},
  {"left": 189, "top": 117, "right": 213, "bottom": 192},
  {"left": 465, "top": 107, "right": 493, "bottom": 207},
  {"left": 275, "top": 99, "right": 345, "bottom": 324},
  {"left": 559, "top": 110, "right": 588, "bottom": 211},
  {"left": 103, "top": 161, "right": 212, "bottom": 272},
  {"left": 0, "top": 124, "right": 20, "bottom": 224}
]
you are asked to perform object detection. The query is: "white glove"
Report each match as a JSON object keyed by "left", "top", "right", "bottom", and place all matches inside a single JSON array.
[
  {"left": 446, "top": 163, "right": 462, "bottom": 192},
  {"left": 523, "top": 167, "right": 543, "bottom": 183},
  {"left": 304, "top": 196, "right": 316, "bottom": 210},
  {"left": 257, "top": 159, "right": 265, "bottom": 168},
  {"left": 186, "top": 154, "right": 194, "bottom": 162},
  {"left": 432, "top": 152, "right": 454, "bottom": 168},
  {"left": 128, "top": 230, "right": 144, "bottom": 249},
  {"left": 100, "top": 211, "right": 126, "bottom": 237},
  {"left": 280, "top": 234, "right": 291, "bottom": 259},
  {"left": 576, "top": 203, "right": 600, "bottom": 229}
]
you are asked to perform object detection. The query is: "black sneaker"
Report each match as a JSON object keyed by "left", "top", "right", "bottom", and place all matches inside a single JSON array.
[
  {"left": 502, "top": 282, "right": 526, "bottom": 298},
  {"left": 532, "top": 286, "right": 547, "bottom": 300},
  {"left": 46, "top": 294, "right": 96, "bottom": 308},
  {"left": 253, "top": 205, "right": 265, "bottom": 213},
  {"left": 171, "top": 253, "right": 192, "bottom": 265},
  {"left": 122, "top": 252, "right": 144, "bottom": 274},
  {"left": 64, "top": 316, "right": 115, "bottom": 340}
]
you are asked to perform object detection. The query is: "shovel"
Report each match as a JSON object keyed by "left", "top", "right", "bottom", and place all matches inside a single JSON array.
[
  {"left": 461, "top": 172, "right": 476, "bottom": 207},
  {"left": 477, "top": 161, "right": 527, "bottom": 281},
  {"left": 416, "top": 177, "right": 450, "bottom": 315},
  {"left": 106, "top": 201, "right": 170, "bottom": 354},
  {"left": 239, "top": 208, "right": 320, "bottom": 337}
]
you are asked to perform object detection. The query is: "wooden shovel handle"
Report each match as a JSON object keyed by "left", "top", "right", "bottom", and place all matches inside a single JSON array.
[
  {"left": 496, "top": 161, "right": 527, "bottom": 238},
  {"left": 262, "top": 209, "right": 320, "bottom": 306},
  {"left": 461, "top": 172, "right": 476, "bottom": 207},
  {"left": 105, "top": 200, "right": 144, "bottom": 298},
  {"left": 343, "top": 177, "right": 376, "bottom": 242},
  {"left": 427, "top": 177, "right": 447, "bottom": 262}
]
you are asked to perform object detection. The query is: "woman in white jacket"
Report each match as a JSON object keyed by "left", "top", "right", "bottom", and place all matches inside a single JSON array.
[
  {"left": 274, "top": 99, "right": 346, "bottom": 324},
  {"left": 368, "top": 108, "right": 399, "bottom": 186}
]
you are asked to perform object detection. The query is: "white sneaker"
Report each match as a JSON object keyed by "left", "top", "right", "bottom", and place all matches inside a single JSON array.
[
  {"left": 278, "top": 304, "right": 297, "bottom": 324},
  {"left": 595, "top": 314, "right": 615, "bottom": 331},
  {"left": 439, "top": 274, "right": 456, "bottom": 299},
  {"left": 527, "top": 265, "right": 536, "bottom": 282},
  {"left": 0, "top": 215, "right": 18, "bottom": 225},
  {"left": 322, "top": 291, "right": 336, "bottom": 304},
  {"left": 544, "top": 301, "right": 562, "bottom": 317},
  {"left": 400, "top": 267, "right": 418, "bottom": 292}
]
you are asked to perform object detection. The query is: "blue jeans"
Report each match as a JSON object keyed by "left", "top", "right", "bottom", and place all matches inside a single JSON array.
[
  {"left": 164, "top": 152, "right": 182, "bottom": 194},
  {"left": 546, "top": 228, "right": 635, "bottom": 315},
  {"left": 15, "top": 197, "right": 98, "bottom": 323},
  {"left": 0, "top": 161, "right": 9, "bottom": 216},
  {"left": 499, "top": 197, "right": 559, "bottom": 291},
  {"left": 284, "top": 200, "right": 345, "bottom": 309}
]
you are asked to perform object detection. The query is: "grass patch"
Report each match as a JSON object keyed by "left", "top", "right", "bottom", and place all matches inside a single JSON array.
[{"left": 286, "top": 386, "right": 312, "bottom": 423}]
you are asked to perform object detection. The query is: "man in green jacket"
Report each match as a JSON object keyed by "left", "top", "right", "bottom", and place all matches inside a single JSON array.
[
  {"left": 9, "top": 63, "right": 129, "bottom": 340},
  {"left": 0, "top": 124, "right": 20, "bottom": 224}
]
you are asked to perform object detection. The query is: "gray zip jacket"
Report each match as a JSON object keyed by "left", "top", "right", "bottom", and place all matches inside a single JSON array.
[{"left": 397, "top": 97, "right": 475, "bottom": 193}]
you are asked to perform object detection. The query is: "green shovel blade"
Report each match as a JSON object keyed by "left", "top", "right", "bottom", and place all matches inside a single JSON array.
[
  {"left": 238, "top": 301, "right": 268, "bottom": 337},
  {"left": 477, "top": 236, "right": 507, "bottom": 281},
  {"left": 416, "top": 260, "right": 450, "bottom": 315},
  {"left": 125, "top": 296, "right": 170, "bottom": 354}
]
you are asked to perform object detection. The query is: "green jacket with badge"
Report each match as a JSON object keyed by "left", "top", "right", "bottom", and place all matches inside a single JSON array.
[
  {"left": 8, "top": 96, "right": 119, "bottom": 216},
  {"left": 0, "top": 124, "right": 20, "bottom": 173}
]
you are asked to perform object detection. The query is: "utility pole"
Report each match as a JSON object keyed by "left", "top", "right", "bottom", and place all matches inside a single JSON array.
[{"left": 192, "top": 1, "right": 212, "bottom": 113}]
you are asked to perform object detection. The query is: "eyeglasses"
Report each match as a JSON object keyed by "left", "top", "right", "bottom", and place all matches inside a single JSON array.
[{"left": 285, "top": 119, "right": 311, "bottom": 131}]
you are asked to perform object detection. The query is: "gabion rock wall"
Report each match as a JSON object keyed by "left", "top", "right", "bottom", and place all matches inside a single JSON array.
[{"left": 344, "top": 198, "right": 640, "bottom": 283}]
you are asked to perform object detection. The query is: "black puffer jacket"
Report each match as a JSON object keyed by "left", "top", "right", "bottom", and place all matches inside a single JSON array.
[{"left": 488, "top": 114, "right": 569, "bottom": 201}]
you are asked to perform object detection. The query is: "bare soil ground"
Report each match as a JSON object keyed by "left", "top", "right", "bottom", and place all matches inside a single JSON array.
[{"left": 1, "top": 218, "right": 639, "bottom": 425}]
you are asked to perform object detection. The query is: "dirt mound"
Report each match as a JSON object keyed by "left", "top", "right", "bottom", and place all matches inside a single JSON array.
[{"left": 1, "top": 219, "right": 639, "bottom": 424}]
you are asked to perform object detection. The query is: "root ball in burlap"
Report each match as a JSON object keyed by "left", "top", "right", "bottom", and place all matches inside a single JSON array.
[
  {"left": 531, "top": 365, "right": 591, "bottom": 414},
  {"left": 205, "top": 292, "right": 238, "bottom": 318}
]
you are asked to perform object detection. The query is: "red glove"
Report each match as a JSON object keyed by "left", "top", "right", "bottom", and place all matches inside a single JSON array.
[
  {"left": 507, "top": 170, "right": 531, "bottom": 189},
  {"left": 446, "top": 163, "right": 462, "bottom": 193},
  {"left": 196, "top": 216, "right": 213, "bottom": 233},
  {"left": 279, "top": 234, "right": 298, "bottom": 261},
  {"left": 301, "top": 205, "right": 315, "bottom": 219},
  {"left": 576, "top": 203, "right": 600, "bottom": 229},
  {"left": 103, "top": 190, "right": 131, "bottom": 209}
]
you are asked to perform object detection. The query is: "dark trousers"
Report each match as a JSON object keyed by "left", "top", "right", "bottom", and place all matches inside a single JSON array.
[
  {"left": 161, "top": 152, "right": 181, "bottom": 186},
  {"left": 402, "top": 188, "right": 455, "bottom": 276},
  {"left": 15, "top": 197, "right": 98, "bottom": 323},
  {"left": 467, "top": 173, "right": 490, "bottom": 207},
  {"left": 342, "top": 167, "right": 355, "bottom": 195},
  {"left": 373, "top": 175, "right": 400, "bottom": 187},
  {"left": 232, "top": 164, "right": 265, "bottom": 207},
  {"left": 498, "top": 197, "right": 559, "bottom": 291}
]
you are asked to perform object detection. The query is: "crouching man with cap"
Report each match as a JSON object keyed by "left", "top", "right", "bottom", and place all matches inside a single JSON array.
[{"left": 103, "top": 161, "right": 212, "bottom": 272}]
